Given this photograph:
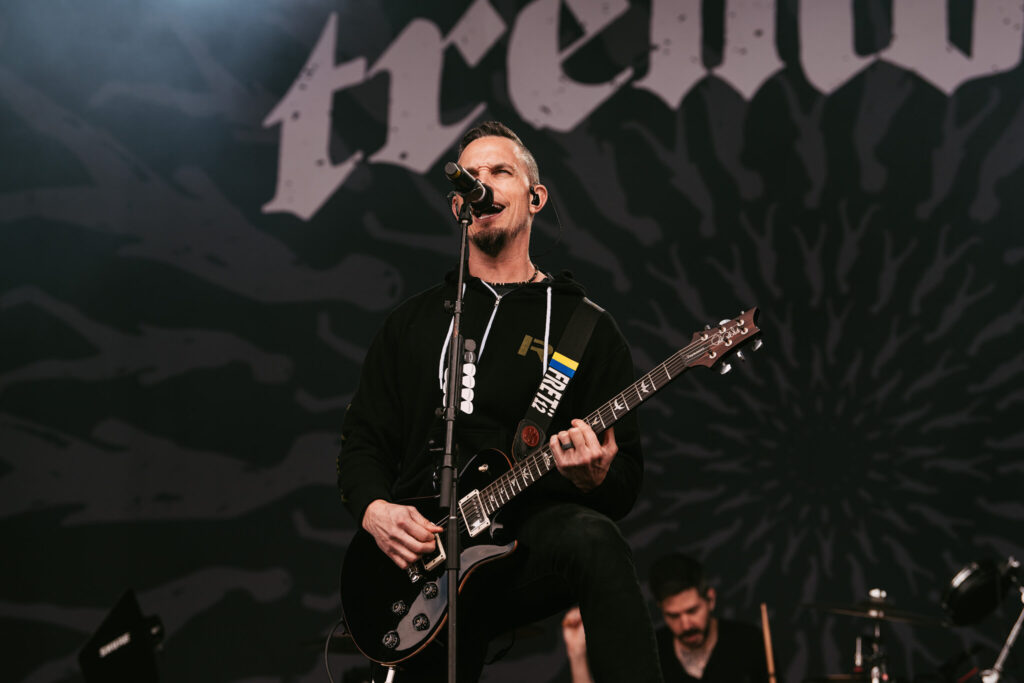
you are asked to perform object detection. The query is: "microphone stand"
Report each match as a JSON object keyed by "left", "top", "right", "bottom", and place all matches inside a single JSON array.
[{"left": 439, "top": 198, "right": 474, "bottom": 683}]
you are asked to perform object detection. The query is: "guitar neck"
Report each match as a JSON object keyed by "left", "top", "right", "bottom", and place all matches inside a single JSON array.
[{"left": 476, "top": 333, "right": 720, "bottom": 517}]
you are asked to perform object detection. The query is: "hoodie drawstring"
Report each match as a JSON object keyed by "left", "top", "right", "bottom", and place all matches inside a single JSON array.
[{"left": 437, "top": 283, "right": 553, "bottom": 393}]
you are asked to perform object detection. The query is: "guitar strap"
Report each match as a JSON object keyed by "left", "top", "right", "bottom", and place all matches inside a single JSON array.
[{"left": 512, "top": 297, "right": 603, "bottom": 462}]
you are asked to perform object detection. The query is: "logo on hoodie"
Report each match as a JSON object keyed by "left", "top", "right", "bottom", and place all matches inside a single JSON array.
[{"left": 517, "top": 334, "right": 553, "bottom": 363}]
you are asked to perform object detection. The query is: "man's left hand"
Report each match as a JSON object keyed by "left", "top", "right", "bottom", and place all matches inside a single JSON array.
[{"left": 550, "top": 419, "right": 617, "bottom": 492}]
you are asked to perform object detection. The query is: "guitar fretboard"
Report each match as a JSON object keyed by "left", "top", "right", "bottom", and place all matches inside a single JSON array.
[{"left": 476, "top": 330, "right": 729, "bottom": 517}]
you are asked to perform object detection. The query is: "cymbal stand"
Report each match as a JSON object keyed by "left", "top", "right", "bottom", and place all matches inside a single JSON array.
[
  {"left": 854, "top": 621, "right": 888, "bottom": 683},
  {"left": 980, "top": 569, "right": 1024, "bottom": 683},
  {"left": 854, "top": 589, "right": 890, "bottom": 683}
]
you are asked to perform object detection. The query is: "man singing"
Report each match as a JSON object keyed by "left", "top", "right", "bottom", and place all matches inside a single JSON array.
[{"left": 337, "top": 121, "right": 662, "bottom": 682}]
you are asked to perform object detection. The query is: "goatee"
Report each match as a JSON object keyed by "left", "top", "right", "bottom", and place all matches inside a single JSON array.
[{"left": 471, "top": 223, "right": 524, "bottom": 258}]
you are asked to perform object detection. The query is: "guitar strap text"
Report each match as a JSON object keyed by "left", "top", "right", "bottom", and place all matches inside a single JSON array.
[{"left": 512, "top": 297, "right": 603, "bottom": 462}]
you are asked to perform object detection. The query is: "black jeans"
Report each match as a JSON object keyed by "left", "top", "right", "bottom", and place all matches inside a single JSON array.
[{"left": 393, "top": 502, "right": 664, "bottom": 682}]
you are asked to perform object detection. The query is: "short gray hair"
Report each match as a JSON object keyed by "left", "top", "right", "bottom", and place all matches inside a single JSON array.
[{"left": 458, "top": 120, "right": 540, "bottom": 186}]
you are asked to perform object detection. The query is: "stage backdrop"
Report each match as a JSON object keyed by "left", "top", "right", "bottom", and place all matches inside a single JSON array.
[{"left": 2, "top": 1, "right": 1023, "bottom": 681}]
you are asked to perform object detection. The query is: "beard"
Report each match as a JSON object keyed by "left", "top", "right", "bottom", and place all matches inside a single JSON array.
[
  {"left": 470, "top": 222, "right": 524, "bottom": 258},
  {"left": 677, "top": 623, "right": 711, "bottom": 650}
]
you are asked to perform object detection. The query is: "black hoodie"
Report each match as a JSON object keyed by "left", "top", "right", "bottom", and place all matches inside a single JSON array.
[{"left": 337, "top": 270, "right": 643, "bottom": 530}]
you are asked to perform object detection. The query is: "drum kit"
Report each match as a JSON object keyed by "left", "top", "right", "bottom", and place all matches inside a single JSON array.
[{"left": 804, "top": 557, "right": 1023, "bottom": 683}]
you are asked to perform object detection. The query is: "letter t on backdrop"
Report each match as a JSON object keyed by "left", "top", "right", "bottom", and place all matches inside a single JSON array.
[{"left": 263, "top": 0, "right": 507, "bottom": 221}]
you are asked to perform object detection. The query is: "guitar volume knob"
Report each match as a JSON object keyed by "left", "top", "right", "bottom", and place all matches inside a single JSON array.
[
  {"left": 382, "top": 631, "right": 399, "bottom": 649},
  {"left": 423, "top": 582, "right": 439, "bottom": 599},
  {"left": 413, "top": 614, "right": 430, "bottom": 631},
  {"left": 392, "top": 600, "right": 408, "bottom": 616}
]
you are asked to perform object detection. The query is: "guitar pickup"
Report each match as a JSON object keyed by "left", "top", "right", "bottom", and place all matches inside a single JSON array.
[
  {"left": 458, "top": 490, "right": 490, "bottom": 537},
  {"left": 422, "top": 533, "right": 447, "bottom": 572}
]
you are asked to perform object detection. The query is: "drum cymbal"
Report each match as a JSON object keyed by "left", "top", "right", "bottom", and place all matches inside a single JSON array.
[{"left": 803, "top": 600, "right": 948, "bottom": 626}]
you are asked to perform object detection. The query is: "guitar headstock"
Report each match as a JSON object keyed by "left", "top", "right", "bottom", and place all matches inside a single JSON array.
[{"left": 686, "top": 307, "right": 762, "bottom": 373}]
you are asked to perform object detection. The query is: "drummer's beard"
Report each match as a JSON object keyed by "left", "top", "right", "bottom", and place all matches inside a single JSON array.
[{"left": 677, "top": 622, "right": 711, "bottom": 650}]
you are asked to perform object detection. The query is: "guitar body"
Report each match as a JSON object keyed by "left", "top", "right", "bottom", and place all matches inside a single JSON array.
[{"left": 340, "top": 448, "right": 517, "bottom": 666}]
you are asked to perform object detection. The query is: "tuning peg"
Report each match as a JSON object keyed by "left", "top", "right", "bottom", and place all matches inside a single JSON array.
[
  {"left": 704, "top": 323, "right": 711, "bottom": 330},
  {"left": 735, "top": 350, "right": 746, "bottom": 362},
  {"left": 751, "top": 339, "right": 763, "bottom": 351},
  {"left": 719, "top": 363, "right": 732, "bottom": 375},
  {"left": 718, "top": 319, "right": 730, "bottom": 326}
]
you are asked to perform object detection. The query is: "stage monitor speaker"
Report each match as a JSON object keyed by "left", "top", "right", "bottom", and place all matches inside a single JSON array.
[{"left": 78, "top": 589, "right": 164, "bottom": 683}]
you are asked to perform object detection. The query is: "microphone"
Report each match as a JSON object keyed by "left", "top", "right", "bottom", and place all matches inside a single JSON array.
[{"left": 444, "top": 161, "right": 493, "bottom": 212}]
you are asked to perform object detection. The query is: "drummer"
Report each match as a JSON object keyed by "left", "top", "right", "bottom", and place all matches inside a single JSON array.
[{"left": 562, "top": 553, "right": 770, "bottom": 682}]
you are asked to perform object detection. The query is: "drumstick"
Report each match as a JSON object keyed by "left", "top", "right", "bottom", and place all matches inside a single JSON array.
[{"left": 760, "top": 602, "right": 777, "bottom": 683}]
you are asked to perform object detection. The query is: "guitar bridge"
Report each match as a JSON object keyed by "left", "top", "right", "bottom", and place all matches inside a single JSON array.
[
  {"left": 458, "top": 489, "right": 490, "bottom": 537},
  {"left": 422, "top": 533, "right": 446, "bottom": 572}
]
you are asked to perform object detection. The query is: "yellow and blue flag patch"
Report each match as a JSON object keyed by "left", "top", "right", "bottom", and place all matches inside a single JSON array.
[{"left": 549, "top": 351, "right": 579, "bottom": 378}]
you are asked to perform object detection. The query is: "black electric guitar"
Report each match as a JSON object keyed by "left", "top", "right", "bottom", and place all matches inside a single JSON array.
[{"left": 339, "top": 308, "right": 762, "bottom": 665}]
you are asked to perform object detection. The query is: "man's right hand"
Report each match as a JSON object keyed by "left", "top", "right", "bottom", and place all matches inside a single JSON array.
[{"left": 362, "top": 499, "right": 444, "bottom": 569}]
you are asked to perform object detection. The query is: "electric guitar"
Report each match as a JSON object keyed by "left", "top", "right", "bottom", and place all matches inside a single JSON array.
[{"left": 339, "top": 308, "right": 762, "bottom": 665}]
